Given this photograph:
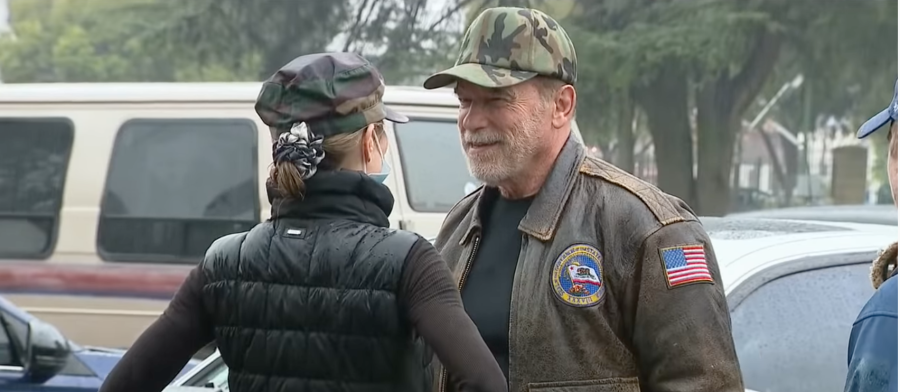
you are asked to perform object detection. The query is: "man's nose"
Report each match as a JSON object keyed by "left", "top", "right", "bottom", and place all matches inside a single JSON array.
[{"left": 460, "top": 103, "right": 489, "bottom": 132}]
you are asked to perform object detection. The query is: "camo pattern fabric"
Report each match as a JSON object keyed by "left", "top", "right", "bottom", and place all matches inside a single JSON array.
[
  {"left": 255, "top": 52, "right": 407, "bottom": 140},
  {"left": 423, "top": 7, "right": 577, "bottom": 89}
]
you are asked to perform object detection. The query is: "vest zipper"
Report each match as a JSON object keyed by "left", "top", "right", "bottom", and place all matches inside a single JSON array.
[{"left": 439, "top": 234, "right": 481, "bottom": 392}]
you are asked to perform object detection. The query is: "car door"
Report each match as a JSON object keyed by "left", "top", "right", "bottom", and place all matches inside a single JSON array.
[{"left": 727, "top": 253, "right": 877, "bottom": 392}]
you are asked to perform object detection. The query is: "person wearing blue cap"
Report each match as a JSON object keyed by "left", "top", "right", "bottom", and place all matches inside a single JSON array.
[{"left": 844, "top": 79, "right": 898, "bottom": 392}]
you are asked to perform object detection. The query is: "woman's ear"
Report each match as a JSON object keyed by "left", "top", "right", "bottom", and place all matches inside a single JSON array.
[{"left": 362, "top": 123, "right": 376, "bottom": 163}]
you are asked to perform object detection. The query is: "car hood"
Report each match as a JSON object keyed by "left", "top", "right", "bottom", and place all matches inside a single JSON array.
[{"left": 75, "top": 346, "right": 200, "bottom": 380}]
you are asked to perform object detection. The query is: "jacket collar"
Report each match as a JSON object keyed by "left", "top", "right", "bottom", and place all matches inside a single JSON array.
[
  {"left": 871, "top": 241, "right": 899, "bottom": 289},
  {"left": 461, "top": 134, "right": 585, "bottom": 245},
  {"left": 268, "top": 170, "right": 394, "bottom": 227}
]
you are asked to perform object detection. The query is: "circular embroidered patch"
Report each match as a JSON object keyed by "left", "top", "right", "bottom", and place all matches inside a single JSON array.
[{"left": 551, "top": 244, "right": 605, "bottom": 307}]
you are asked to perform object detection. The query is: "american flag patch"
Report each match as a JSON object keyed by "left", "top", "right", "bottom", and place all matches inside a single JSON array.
[{"left": 660, "top": 245, "right": 713, "bottom": 288}]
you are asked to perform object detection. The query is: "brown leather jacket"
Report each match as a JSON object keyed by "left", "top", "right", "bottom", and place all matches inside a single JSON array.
[{"left": 433, "top": 136, "right": 744, "bottom": 392}]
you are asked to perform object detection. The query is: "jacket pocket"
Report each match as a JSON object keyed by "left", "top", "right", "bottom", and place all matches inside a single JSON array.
[{"left": 526, "top": 377, "right": 640, "bottom": 392}]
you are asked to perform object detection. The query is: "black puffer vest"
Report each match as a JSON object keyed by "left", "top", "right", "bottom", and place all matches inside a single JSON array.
[{"left": 199, "top": 171, "right": 432, "bottom": 392}]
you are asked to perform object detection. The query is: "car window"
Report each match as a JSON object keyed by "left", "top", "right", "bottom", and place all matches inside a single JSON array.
[
  {"left": 2, "top": 312, "right": 26, "bottom": 349},
  {"left": 97, "top": 119, "right": 259, "bottom": 263},
  {"left": 0, "top": 328, "right": 13, "bottom": 366},
  {"left": 730, "top": 262, "right": 873, "bottom": 392},
  {"left": 392, "top": 120, "right": 480, "bottom": 212},
  {"left": 0, "top": 118, "right": 74, "bottom": 259}
]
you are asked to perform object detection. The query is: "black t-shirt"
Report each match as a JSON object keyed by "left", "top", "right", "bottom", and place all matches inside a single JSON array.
[{"left": 460, "top": 191, "right": 534, "bottom": 379}]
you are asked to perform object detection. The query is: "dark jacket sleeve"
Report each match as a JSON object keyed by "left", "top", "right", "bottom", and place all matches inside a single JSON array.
[
  {"left": 631, "top": 220, "right": 744, "bottom": 391},
  {"left": 98, "top": 267, "right": 215, "bottom": 392},
  {"left": 398, "top": 237, "right": 508, "bottom": 392},
  {"left": 844, "top": 276, "right": 898, "bottom": 392}
]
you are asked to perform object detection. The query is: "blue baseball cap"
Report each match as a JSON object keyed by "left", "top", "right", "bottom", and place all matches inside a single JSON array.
[{"left": 857, "top": 79, "right": 898, "bottom": 139}]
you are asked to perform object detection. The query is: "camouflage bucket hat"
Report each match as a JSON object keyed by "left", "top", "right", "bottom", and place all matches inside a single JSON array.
[
  {"left": 255, "top": 52, "right": 408, "bottom": 140},
  {"left": 423, "top": 7, "right": 577, "bottom": 90}
]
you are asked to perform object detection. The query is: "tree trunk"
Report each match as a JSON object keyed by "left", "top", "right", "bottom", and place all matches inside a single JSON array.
[
  {"left": 782, "top": 133, "right": 800, "bottom": 207},
  {"left": 635, "top": 67, "right": 696, "bottom": 207},
  {"left": 755, "top": 126, "right": 789, "bottom": 205},
  {"left": 696, "top": 84, "right": 741, "bottom": 216},
  {"left": 780, "top": 135, "right": 798, "bottom": 206},
  {"left": 694, "top": 30, "right": 782, "bottom": 216},
  {"left": 614, "top": 90, "right": 636, "bottom": 174}
]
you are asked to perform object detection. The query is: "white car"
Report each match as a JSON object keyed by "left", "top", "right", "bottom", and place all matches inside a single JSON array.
[{"left": 164, "top": 217, "right": 897, "bottom": 392}]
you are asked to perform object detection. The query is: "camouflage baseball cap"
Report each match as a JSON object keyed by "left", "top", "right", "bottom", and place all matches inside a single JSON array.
[
  {"left": 423, "top": 7, "right": 577, "bottom": 90},
  {"left": 255, "top": 52, "right": 408, "bottom": 140}
]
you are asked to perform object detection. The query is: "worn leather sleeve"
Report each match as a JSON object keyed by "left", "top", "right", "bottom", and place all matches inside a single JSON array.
[{"left": 631, "top": 220, "right": 744, "bottom": 392}]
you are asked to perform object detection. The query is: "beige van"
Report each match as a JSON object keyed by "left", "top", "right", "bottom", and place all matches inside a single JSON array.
[{"left": 0, "top": 82, "right": 583, "bottom": 348}]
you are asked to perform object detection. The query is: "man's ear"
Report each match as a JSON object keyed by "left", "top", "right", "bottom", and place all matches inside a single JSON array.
[{"left": 552, "top": 84, "right": 577, "bottom": 129}]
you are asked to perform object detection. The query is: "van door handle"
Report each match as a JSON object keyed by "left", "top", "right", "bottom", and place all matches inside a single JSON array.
[{"left": 398, "top": 219, "right": 410, "bottom": 230}]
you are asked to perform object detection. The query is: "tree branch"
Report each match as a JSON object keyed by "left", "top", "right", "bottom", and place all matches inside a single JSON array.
[
  {"left": 427, "top": 0, "right": 478, "bottom": 33},
  {"left": 343, "top": 0, "right": 372, "bottom": 52},
  {"left": 730, "top": 28, "right": 783, "bottom": 118}
]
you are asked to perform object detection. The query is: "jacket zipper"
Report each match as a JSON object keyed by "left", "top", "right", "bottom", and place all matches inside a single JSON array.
[{"left": 439, "top": 234, "right": 481, "bottom": 392}]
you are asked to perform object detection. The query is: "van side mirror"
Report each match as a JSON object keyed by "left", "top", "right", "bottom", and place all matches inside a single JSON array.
[{"left": 22, "top": 319, "right": 70, "bottom": 383}]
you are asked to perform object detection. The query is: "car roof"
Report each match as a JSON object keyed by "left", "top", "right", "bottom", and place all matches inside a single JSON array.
[
  {"left": 0, "top": 82, "right": 461, "bottom": 107},
  {"left": 726, "top": 204, "right": 897, "bottom": 226},
  {"left": 701, "top": 217, "right": 896, "bottom": 292}
]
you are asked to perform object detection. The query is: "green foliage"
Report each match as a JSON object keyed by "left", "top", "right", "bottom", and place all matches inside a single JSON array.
[
  {"left": 566, "top": 1, "right": 775, "bottom": 88},
  {"left": 117, "top": 0, "right": 463, "bottom": 83},
  {"left": 0, "top": 0, "right": 250, "bottom": 82},
  {"left": 126, "top": 0, "right": 352, "bottom": 79},
  {"left": 751, "top": 0, "right": 897, "bottom": 186},
  {"left": 0, "top": 0, "right": 895, "bottom": 200}
]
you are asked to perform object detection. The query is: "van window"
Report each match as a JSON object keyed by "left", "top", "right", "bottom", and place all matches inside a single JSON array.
[
  {"left": 0, "top": 118, "right": 74, "bottom": 259},
  {"left": 98, "top": 119, "right": 259, "bottom": 263},
  {"left": 393, "top": 120, "right": 480, "bottom": 212}
]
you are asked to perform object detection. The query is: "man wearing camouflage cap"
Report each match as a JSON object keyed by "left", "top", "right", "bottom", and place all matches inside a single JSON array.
[
  {"left": 425, "top": 7, "right": 743, "bottom": 392},
  {"left": 844, "top": 79, "right": 898, "bottom": 392}
]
